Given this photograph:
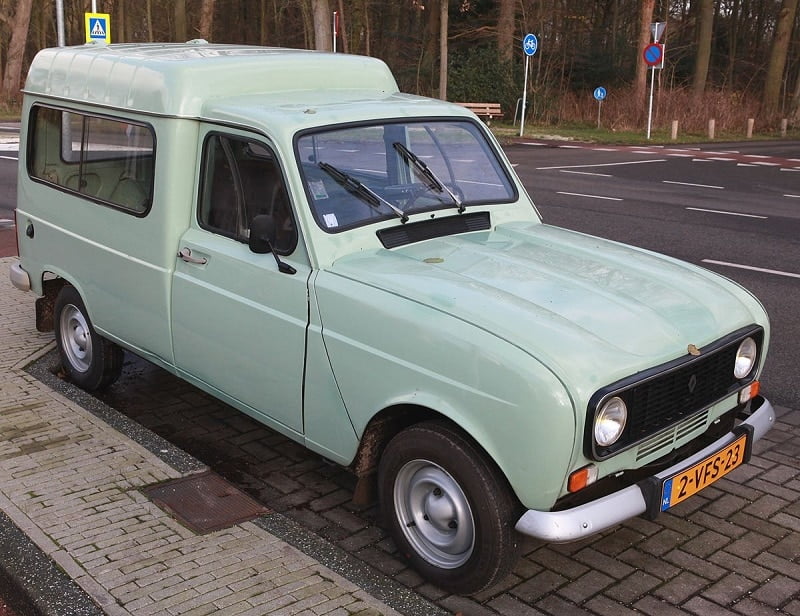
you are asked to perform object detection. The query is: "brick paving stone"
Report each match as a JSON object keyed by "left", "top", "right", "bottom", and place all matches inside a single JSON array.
[
  {"left": 730, "top": 597, "right": 785, "bottom": 616},
  {"left": 485, "top": 594, "right": 547, "bottom": 616},
  {"left": 534, "top": 594, "right": 594, "bottom": 616},
  {"left": 749, "top": 574, "right": 800, "bottom": 608},
  {"left": 510, "top": 570, "right": 569, "bottom": 603},
  {"left": 557, "top": 570, "right": 614, "bottom": 605},
  {"left": 617, "top": 548, "right": 681, "bottom": 580},
  {"left": 527, "top": 546, "right": 590, "bottom": 580},
  {"left": 634, "top": 595, "right": 691, "bottom": 616},
  {"left": 677, "top": 528, "right": 731, "bottom": 558},
  {"left": 700, "top": 572, "right": 758, "bottom": 606},
  {"left": 603, "top": 570, "right": 662, "bottom": 604},
  {"left": 683, "top": 596, "right": 737, "bottom": 616},
  {"left": 652, "top": 571, "right": 709, "bottom": 605},
  {"left": 723, "top": 529, "right": 777, "bottom": 559},
  {"left": 785, "top": 600, "right": 800, "bottom": 616},
  {"left": 708, "top": 551, "right": 772, "bottom": 584},
  {"left": 662, "top": 549, "right": 726, "bottom": 581},
  {"left": 583, "top": 595, "right": 641, "bottom": 616}
]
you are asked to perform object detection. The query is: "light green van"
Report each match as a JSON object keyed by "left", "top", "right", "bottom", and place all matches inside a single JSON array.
[{"left": 10, "top": 42, "right": 775, "bottom": 594}]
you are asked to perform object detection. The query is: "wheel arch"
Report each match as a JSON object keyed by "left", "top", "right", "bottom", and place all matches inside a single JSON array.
[{"left": 349, "top": 403, "right": 519, "bottom": 509}]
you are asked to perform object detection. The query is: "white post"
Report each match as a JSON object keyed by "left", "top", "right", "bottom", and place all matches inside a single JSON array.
[
  {"left": 671, "top": 120, "right": 678, "bottom": 140},
  {"left": 781, "top": 118, "right": 788, "bottom": 137},
  {"left": 647, "top": 67, "right": 655, "bottom": 139},
  {"left": 597, "top": 100, "right": 602, "bottom": 129},
  {"left": 332, "top": 11, "right": 337, "bottom": 53},
  {"left": 708, "top": 118, "right": 716, "bottom": 140},
  {"left": 92, "top": 0, "right": 97, "bottom": 12},
  {"left": 56, "top": 0, "right": 66, "bottom": 46},
  {"left": 747, "top": 118, "right": 754, "bottom": 138},
  {"left": 519, "top": 55, "right": 529, "bottom": 137}
]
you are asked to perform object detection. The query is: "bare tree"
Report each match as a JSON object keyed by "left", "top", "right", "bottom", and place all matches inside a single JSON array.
[
  {"left": 497, "top": 0, "right": 515, "bottom": 64},
  {"left": 633, "top": 0, "right": 656, "bottom": 106},
  {"left": 312, "top": 0, "right": 332, "bottom": 51},
  {"left": 439, "top": 0, "right": 448, "bottom": 100},
  {"left": 199, "top": 0, "right": 215, "bottom": 40},
  {"left": 175, "top": 0, "right": 187, "bottom": 42},
  {"left": 691, "top": 0, "right": 715, "bottom": 100},
  {"left": 1, "top": 0, "right": 34, "bottom": 105},
  {"left": 762, "top": 0, "right": 799, "bottom": 118}
]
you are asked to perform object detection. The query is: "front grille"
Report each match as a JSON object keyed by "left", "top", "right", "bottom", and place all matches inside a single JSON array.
[{"left": 587, "top": 326, "right": 763, "bottom": 460}]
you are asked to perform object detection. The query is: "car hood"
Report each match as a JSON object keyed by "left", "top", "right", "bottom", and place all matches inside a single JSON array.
[{"left": 327, "top": 221, "right": 766, "bottom": 402}]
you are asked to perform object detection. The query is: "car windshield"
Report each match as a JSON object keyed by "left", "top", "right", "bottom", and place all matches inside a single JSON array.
[{"left": 296, "top": 120, "right": 516, "bottom": 232}]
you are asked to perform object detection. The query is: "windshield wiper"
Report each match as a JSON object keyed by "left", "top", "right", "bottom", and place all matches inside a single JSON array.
[
  {"left": 393, "top": 142, "right": 465, "bottom": 213},
  {"left": 318, "top": 162, "right": 408, "bottom": 223}
]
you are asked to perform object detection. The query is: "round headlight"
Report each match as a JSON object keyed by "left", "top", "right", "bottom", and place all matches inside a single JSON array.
[
  {"left": 594, "top": 396, "right": 628, "bottom": 447},
  {"left": 734, "top": 337, "right": 757, "bottom": 379}
]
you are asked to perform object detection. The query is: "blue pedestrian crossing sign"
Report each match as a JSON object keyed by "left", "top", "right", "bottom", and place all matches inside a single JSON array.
[{"left": 85, "top": 13, "right": 111, "bottom": 44}]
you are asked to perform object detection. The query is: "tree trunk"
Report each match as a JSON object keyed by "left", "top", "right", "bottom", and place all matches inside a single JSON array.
[
  {"left": 337, "top": 0, "right": 348, "bottom": 53},
  {"left": 497, "top": 0, "right": 515, "bottom": 64},
  {"left": 762, "top": 0, "right": 799, "bottom": 118},
  {"left": 439, "top": 0, "right": 448, "bottom": 100},
  {"left": 175, "top": 0, "right": 187, "bottom": 42},
  {"left": 1, "top": 0, "right": 34, "bottom": 105},
  {"left": 634, "top": 0, "right": 655, "bottom": 106},
  {"left": 691, "top": 0, "right": 714, "bottom": 100},
  {"left": 199, "top": 0, "right": 215, "bottom": 41},
  {"left": 312, "top": 0, "right": 331, "bottom": 51},
  {"left": 790, "top": 67, "right": 800, "bottom": 125}
]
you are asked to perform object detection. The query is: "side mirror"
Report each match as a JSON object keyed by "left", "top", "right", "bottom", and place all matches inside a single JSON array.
[
  {"left": 248, "top": 214, "right": 274, "bottom": 254},
  {"left": 248, "top": 214, "right": 296, "bottom": 275}
]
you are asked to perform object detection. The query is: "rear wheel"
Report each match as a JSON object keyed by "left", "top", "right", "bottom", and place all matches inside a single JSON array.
[
  {"left": 54, "top": 285, "right": 123, "bottom": 391},
  {"left": 378, "top": 421, "right": 522, "bottom": 595}
]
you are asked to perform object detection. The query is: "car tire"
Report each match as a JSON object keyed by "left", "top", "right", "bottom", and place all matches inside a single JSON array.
[
  {"left": 54, "top": 285, "right": 123, "bottom": 391},
  {"left": 378, "top": 421, "right": 522, "bottom": 595}
]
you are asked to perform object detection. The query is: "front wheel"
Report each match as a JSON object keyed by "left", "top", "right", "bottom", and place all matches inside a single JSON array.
[
  {"left": 378, "top": 421, "right": 522, "bottom": 595},
  {"left": 54, "top": 285, "right": 123, "bottom": 391}
]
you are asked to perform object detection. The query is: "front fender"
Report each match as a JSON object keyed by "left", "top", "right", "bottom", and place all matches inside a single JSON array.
[{"left": 314, "top": 271, "right": 577, "bottom": 510}]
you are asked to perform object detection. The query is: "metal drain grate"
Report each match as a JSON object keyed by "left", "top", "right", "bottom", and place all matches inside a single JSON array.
[{"left": 143, "top": 471, "right": 270, "bottom": 534}]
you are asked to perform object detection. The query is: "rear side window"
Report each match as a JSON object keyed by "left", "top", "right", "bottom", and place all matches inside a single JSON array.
[{"left": 27, "top": 105, "right": 155, "bottom": 215}]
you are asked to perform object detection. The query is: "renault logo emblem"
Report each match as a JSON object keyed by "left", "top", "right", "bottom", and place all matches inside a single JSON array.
[{"left": 688, "top": 374, "right": 698, "bottom": 394}]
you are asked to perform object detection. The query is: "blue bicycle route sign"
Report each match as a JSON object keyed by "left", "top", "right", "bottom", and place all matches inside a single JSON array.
[{"left": 523, "top": 34, "right": 538, "bottom": 56}]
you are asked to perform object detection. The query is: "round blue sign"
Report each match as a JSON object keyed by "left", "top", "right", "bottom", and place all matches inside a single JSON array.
[
  {"left": 522, "top": 33, "right": 538, "bottom": 56},
  {"left": 593, "top": 87, "right": 607, "bottom": 101}
]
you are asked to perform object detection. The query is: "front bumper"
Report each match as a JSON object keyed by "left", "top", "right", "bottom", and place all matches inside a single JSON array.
[
  {"left": 515, "top": 395, "right": 775, "bottom": 542},
  {"left": 9, "top": 261, "right": 31, "bottom": 292}
]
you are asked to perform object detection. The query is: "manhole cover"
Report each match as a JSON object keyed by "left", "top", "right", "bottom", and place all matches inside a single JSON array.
[{"left": 143, "top": 471, "right": 270, "bottom": 533}]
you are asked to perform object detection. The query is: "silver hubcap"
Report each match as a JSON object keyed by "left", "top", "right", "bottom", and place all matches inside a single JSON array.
[
  {"left": 59, "top": 304, "right": 92, "bottom": 373},
  {"left": 393, "top": 459, "right": 475, "bottom": 569}
]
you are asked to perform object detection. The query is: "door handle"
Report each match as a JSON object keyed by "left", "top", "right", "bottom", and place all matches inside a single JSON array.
[{"left": 178, "top": 247, "right": 208, "bottom": 265}]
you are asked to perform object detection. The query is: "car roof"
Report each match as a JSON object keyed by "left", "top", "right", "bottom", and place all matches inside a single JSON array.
[{"left": 23, "top": 41, "right": 401, "bottom": 117}]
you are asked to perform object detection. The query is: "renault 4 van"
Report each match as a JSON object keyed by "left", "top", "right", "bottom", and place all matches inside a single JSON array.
[{"left": 10, "top": 42, "right": 775, "bottom": 594}]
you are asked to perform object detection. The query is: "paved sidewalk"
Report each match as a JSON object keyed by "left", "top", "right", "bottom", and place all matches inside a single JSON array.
[{"left": 0, "top": 256, "right": 406, "bottom": 616}]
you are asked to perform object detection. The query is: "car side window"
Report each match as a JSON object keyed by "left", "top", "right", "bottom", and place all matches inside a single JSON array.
[
  {"left": 27, "top": 104, "right": 155, "bottom": 215},
  {"left": 198, "top": 133, "right": 297, "bottom": 254}
]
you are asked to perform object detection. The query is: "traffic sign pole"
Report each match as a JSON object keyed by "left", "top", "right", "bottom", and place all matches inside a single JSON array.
[
  {"left": 647, "top": 67, "right": 655, "bottom": 139},
  {"left": 520, "top": 56, "right": 529, "bottom": 137},
  {"left": 520, "top": 34, "right": 538, "bottom": 137},
  {"left": 593, "top": 87, "right": 607, "bottom": 129}
]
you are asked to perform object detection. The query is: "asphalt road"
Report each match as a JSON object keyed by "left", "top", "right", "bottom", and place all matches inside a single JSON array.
[
  {"left": 1, "top": 136, "right": 798, "bottom": 409},
  {"left": 504, "top": 139, "right": 800, "bottom": 410}
]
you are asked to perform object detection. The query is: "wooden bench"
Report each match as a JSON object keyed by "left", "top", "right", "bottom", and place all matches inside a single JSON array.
[{"left": 456, "top": 102, "right": 503, "bottom": 124}]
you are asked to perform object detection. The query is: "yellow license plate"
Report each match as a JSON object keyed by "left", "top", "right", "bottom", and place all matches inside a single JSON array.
[{"left": 660, "top": 433, "right": 748, "bottom": 511}]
